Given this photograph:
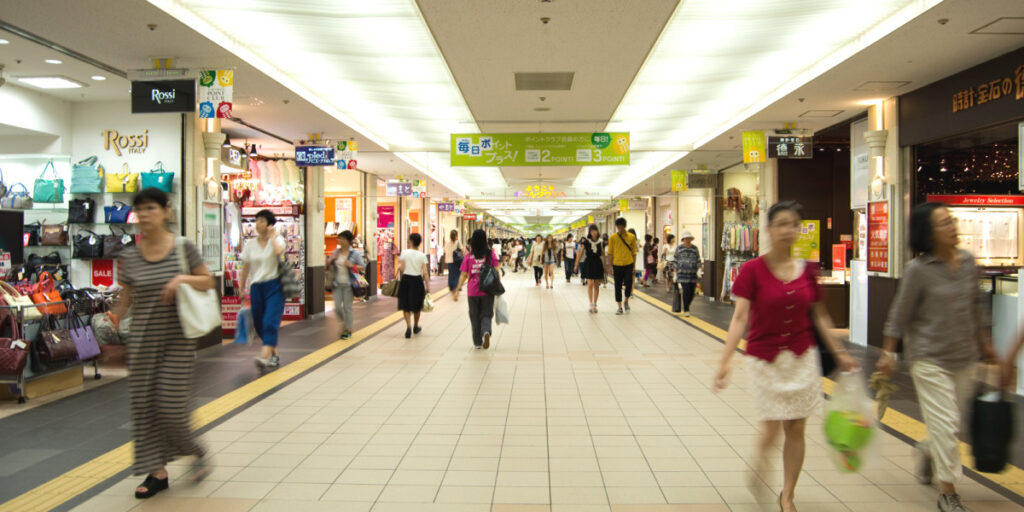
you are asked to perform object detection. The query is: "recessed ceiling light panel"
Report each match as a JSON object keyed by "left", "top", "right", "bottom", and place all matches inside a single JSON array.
[
  {"left": 799, "top": 110, "right": 844, "bottom": 118},
  {"left": 44, "top": 59, "right": 63, "bottom": 65},
  {"left": 91, "top": 75, "right": 107, "bottom": 81},
  {"left": 17, "top": 76, "right": 85, "bottom": 89},
  {"left": 0, "top": 39, "right": 9, "bottom": 45},
  {"left": 853, "top": 80, "right": 911, "bottom": 91}
]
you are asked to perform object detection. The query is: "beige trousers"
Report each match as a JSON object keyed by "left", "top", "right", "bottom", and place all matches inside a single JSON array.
[{"left": 910, "top": 360, "right": 974, "bottom": 484}]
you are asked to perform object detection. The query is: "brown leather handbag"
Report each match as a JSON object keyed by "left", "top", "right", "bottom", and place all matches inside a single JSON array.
[
  {"left": 37, "top": 314, "right": 77, "bottom": 363},
  {"left": 41, "top": 224, "right": 69, "bottom": 246}
]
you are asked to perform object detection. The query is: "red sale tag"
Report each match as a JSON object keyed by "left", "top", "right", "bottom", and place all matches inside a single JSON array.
[{"left": 92, "top": 259, "right": 114, "bottom": 286}]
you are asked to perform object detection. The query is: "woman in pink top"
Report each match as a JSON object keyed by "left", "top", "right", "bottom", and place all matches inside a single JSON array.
[
  {"left": 453, "top": 229, "right": 501, "bottom": 349},
  {"left": 714, "top": 201, "right": 855, "bottom": 512}
]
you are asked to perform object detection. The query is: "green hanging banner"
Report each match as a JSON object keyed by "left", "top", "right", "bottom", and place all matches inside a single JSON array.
[{"left": 451, "top": 132, "right": 630, "bottom": 166}]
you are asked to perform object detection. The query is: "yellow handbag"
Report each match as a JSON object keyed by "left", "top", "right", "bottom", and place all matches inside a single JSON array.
[{"left": 106, "top": 163, "right": 139, "bottom": 193}]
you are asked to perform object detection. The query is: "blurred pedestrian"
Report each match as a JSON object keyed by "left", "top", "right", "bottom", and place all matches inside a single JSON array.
[{"left": 397, "top": 233, "right": 429, "bottom": 338}]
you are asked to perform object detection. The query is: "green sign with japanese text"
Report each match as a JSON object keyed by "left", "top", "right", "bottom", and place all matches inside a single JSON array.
[
  {"left": 791, "top": 220, "right": 821, "bottom": 262},
  {"left": 451, "top": 132, "right": 630, "bottom": 166}
]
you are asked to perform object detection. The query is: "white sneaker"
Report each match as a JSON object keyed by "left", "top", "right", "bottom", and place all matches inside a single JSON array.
[
  {"left": 684, "top": 312, "right": 691, "bottom": 317},
  {"left": 938, "top": 493, "right": 969, "bottom": 512},
  {"left": 254, "top": 357, "right": 269, "bottom": 367}
]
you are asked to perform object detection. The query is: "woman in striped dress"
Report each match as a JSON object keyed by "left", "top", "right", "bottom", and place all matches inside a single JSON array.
[{"left": 113, "top": 188, "right": 215, "bottom": 499}]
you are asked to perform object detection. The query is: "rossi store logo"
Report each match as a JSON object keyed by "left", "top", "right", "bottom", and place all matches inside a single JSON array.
[
  {"left": 103, "top": 129, "right": 148, "bottom": 156},
  {"left": 150, "top": 88, "right": 176, "bottom": 105}
]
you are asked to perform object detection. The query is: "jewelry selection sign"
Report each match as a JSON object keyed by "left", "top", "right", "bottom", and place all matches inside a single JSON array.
[
  {"left": 867, "top": 200, "right": 890, "bottom": 273},
  {"left": 201, "top": 201, "right": 223, "bottom": 272}
]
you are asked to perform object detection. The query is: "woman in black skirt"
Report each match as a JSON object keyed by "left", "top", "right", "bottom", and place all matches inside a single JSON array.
[
  {"left": 396, "top": 233, "right": 429, "bottom": 338},
  {"left": 576, "top": 224, "right": 607, "bottom": 314}
]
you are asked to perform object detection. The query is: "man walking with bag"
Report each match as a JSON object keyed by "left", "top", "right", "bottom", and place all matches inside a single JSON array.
[{"left": 606, "top": 217, "right": 638, "bottom": 315}]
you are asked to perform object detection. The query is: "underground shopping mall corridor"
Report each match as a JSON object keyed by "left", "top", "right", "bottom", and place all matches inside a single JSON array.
[{"left": 7, "top": 271, "right": 1014, "bottom": 512}]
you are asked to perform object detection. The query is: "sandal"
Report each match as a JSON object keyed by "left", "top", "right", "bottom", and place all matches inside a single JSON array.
[
  {"left": 189, "top": 455, "right": 212, "bottom": 485},
  {"left": 135, "top": 474, "right": 169, "bottom": 499}
]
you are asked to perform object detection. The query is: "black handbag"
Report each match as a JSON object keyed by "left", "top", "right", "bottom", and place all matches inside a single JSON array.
[
  {"left": 671, "top": 284, "right": 682, "bottom": 313},
  {"left": 43, "top": 251, "right": 62, "bottom": 265},
  {"left": 24, "top": 221, "right": 41, "bottom": 246},
  {"left": 73, "top": 230, "right": 103, "bottom": 259},
  {"left": 971, "top": 370, "right": 1015, "bottom": 473},
  {"left": 479, "top": 258, "right": 505, "bottom": 296},
  {"left": 68, "top": 198, "right": 96, "bottom": 224},
  {"left": 103, "top": 228, "right": 134, "bottom": 259}
]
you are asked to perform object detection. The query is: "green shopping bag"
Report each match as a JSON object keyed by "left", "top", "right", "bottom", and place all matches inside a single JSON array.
[{"left": 33, "top": 161, "right": 65, "bottom": 203}]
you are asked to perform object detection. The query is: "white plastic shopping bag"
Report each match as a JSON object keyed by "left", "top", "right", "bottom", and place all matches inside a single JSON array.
[
  {"left": 824, "top": 371, "right": 879, "bottom": 473},
  {"left": 495, "top": 295, "right": 510, "bottom": 325},
  {"left": 233, "top": 307, "right": 260, "bottom": 346}
]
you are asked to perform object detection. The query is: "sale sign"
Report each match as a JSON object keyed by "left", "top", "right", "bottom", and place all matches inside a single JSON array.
[
  {"left": 832, "top": 244, "right": 847, "bottom": 270},
  {"left": 92, "top": 259, "right": 114, "bottom": 286},
  {"left": 867, "top": 200, "right": 890, "bottom": 273}
]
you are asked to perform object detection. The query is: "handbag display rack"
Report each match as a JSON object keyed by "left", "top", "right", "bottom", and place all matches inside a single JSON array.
[{"left": 0, "top": 300, "right": 101, "bottom": 404}]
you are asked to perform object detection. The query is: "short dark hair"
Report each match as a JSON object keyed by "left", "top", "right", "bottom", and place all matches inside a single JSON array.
[
  {"left": 132, "top": 187, "right": 170, "bottom": 208},
  {"left": 409, "top": 232, "right": 422, "bottom": 247},
  {"left": 910, "top": 202, "right": 945, "bottom": 254},
  {"left": 338, "top": 230, "right": 354, "bottom": 243},
  {"left": 666, "top": 234, "right": 675, "bottom": 243},
  {"left": 767, "top": 201, "right": 803, "bottom": 223},
  {"left": 255, "top": 209, "right": 277, "bottom": 226},
  {"left": 615, "top": 217, "right": 627, "bottom": 227},
  {"left": 645, "top": 234, "right": 653, "bottom": 242},
  {"left": 450, "top": 229, "right": 458, "bottom": 242}
]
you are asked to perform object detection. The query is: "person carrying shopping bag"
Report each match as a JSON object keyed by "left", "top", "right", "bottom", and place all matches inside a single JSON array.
[
  {"left": 397, "top": 233, "right": 430, "bottom": 338},
  {"left": 527, "top": 234, "right": 544, "bottom": 286},
  {"left": 327, "top": 230, "right": 365, "bottom": 340},
  {"left": 452, "top": 229, "right": 501, "bottom": 349},
  {"left": 240, "top": 209, "right": 287, "bottom": 368},
  {"left": 607, "top": 218, "right": 638, "bottom": 314},
  {"left": 443, "top": 230, "right": 462, "bottom": 290},
  {"left": 878, "top": 202, "right": 996, "bottom": 512}
]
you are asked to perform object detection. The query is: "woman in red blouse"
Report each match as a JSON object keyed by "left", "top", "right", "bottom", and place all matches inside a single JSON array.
[{"left": 714, "top": 201, "right": 855, "bottom": 512}]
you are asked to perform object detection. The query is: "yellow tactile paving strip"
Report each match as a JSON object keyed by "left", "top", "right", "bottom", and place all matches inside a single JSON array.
[
  {"left": 632, "top": 289, "right": 1024, "bottom": 500},
  {"left": 0, "top": 288, "right": 448, "bottom": 512}
]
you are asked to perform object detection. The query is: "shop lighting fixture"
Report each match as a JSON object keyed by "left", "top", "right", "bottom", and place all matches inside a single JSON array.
[
  {"left": 594, "top": 0, "right": 941, "bottom": 193},
  {"left": 249, "top": 144, "right": 258, "bottom": 158},
  {"left": 44, "top": 59, "right": 63, "bottom": 65},
  {"left": 222, "top": 136, "right": 231, "bottom": 148},
  {"left": 17, "top": 76, "right": 85, "bottom": 89},
  {"left": 91, "top": 75, "right": 107, "bottom": 81}
]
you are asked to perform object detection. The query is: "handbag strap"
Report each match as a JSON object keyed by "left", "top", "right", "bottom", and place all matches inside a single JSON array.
[
  {"left": 150, "top": 161, "right": 164, "bottom": 172},
  {"left": 111, "top": 201, "right": 128, "bottom": 208},
  {"left": 175, "top": 237, "right": 189, "bottom": 274},
  {"left": 121, "top": 163, "right": 130, "bottom": 174},
  {"left": 77, "top": 156, "right": 98, "bottom": 166},
  {"left": 40, "top": 161, "right": 57, "bottom": 179},
  {"left": 38, "top": 271, "right": 54, "bottom": 290},
  {"left": 10, "top": 183, "right": 28, "bottom": 196}
]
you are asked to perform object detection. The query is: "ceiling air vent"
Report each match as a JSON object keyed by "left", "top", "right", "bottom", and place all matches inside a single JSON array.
[
  {"left": 854, "top": 81, "right": 911, "bottom": 91},
  {"left": 515, "top": 72, "right": 574, "bottom": 91},
  {"left": 971, "top": 17, "right": 1024, "bottom": 35},
  {"left": 799, "top": 110, "right": 844, "bottom": 118}
]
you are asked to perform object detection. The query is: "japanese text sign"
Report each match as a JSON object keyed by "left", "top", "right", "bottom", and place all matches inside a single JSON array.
[
  {"left": 671, "top": 170, "right": 687, "bottom": 192},
  {"left": 790, "top": 220, "right": 820, "bottom": 262},
  {"left": 833, "top": 244, "right": 847, "bottom": 271},
  {"left": 742, "top": 131, "right": 766, "bottom": 163},
  {"left": 198, "top": 70, "right": 233, "bottom": 119},
  {"left": 385, "top": 182, "right": 413, "bottom": 197},
  {"left": 295, "top": 146, "right": 334, "bottom": 166},
  {"left": 868, "top": 200, "right": 890, "bottom": 273},
  {"left": 438, "top": 202, "right": 455, "bottom": 212},
  {"left": 451, "top": 132, "right": 629, "bottom": 167},
  {"left": 767, "top": 135, "right": 813, "bottom": 159},
  {"left": 951, "top": 64, "right": 1024, "bottom": 113}
]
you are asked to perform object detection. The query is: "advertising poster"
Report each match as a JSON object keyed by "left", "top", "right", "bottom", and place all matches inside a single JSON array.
[
  {"left": 451, "top": 132, "right": 629, "bottom": 166},
  {"left": 742, "top": 130, "right": 766, "bottom": 163},
  {"left": 377, "top": 205, "right": 395, "bottom": 229},
  {"left": 791, "top": 220, "right": 820, "bottom": 262},
  {"left": 833, "top": 244, "right": 847, "bottom": 270},
  {"left": 671, "top": 170, "right": 688, "bottom": 191},
  {"left": 868, "top": 200, "right": 890, "bottom": 273},
  {"left": 92, "top": 259, "right": 114, "bottom": 287},
  {"left": 198, "top": 70, "right": 233, "bottom": 119}
]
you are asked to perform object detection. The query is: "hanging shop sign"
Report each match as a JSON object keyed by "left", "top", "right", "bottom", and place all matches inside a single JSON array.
[
  {"left": 385, "top": 181, "right": 413, "bottom": 197},
  {"left": 103, "top": 129, "right": 148, "bottom": 156},
  {"left": 451, "top": 132, "right": 629, "bottom": 166},
  {"left": 463, "top": 213, "right": 478, "bottom": 221},
  {"left": 670, "top": 170, "right": 687, "bottom": 192},
  {"left": 742, "top": 130, "right": 766, "bottom": 163},
  {"left": 198, "top": 69, "right": 234, "bottom": 118},
  {"left": 867, "top": 200, "right": 890, "bottom": 273},
  {"left": 767, "top": 135, "right": 813, "bottom": 159},
  {"left": 91, "top": 259, "right": 114, "bottom": 287},
  {"left": 926, "top": 194, "right": 1024, "bottom": 206},
  {"left": 514, "top": 184, "right": 567, "bottom": 199},
  {"left": 900, "top": 47, "right": 1024, "bottom": 147},
  {"left": 242, "top": 205, "right": 301, "bottom": 217},
  {"left": 295, "top": 146, "right": 335, "bottom": 166},
  {"left": 686, "top": 171, "right": 716, "bottom": 189},
  {"left": 221, "top": 146, "right": 248, "bottom": 171},
  {"left": 619, "top": 199, "right": 629, "bottom": 211},
  {"left": 790, "top": 220, "right": 820, "bottom": 262},
  {"left": 131, "top": 79, "right": 196, "bottom": 114},
  {"left": 587, "top": 215, "right": 595, "bottom": 224},
  {"left": 438, "top": 202, "right": 455, "bottom": 212},
  {"left": 335, "top": 140, "right": 358, "bottom": 170}
]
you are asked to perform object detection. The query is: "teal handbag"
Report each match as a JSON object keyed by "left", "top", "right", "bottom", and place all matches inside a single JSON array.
[
  {"left": 33, "top": 161, "right": 65, "bottom": 203},
  {"left": 141, "top": 161, "right": 174, "bottom": 193},
  {"left": 70, "top": 156, "right": 104, "bottom": 194}
]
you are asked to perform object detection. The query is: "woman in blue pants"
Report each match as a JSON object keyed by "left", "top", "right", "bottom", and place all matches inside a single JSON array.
[{"left": 240, "top": 209, "right": 286, "bottom": 368}]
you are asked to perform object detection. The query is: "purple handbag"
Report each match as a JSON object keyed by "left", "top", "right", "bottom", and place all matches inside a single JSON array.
[{"left": 69, "top": 313, "right": 100, "bottom": 360}]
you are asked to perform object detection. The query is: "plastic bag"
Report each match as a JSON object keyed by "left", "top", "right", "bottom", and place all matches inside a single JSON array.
[
  {"left": 233, "top": 307, "right": 260, "bottom": 345},
  {"left": 824, "top": 371, "right": 878, "bottom": 473},
  {"left": 422, "top": 293, "right": 434, "bottom": 313},
  {"left": 495, "top": 295, "right": 509, "bottom": 325}
]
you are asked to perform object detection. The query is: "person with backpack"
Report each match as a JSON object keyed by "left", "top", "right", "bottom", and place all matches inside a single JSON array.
[
  {"left": 606, "top": 218, "right": 638, "bottom": 315},
  {"left": 452, "top": 229, "right": 501, "bottom": 349}
]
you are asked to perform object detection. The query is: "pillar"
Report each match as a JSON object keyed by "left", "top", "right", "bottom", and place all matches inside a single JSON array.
[{"left": 305, "top": 166, "right": 326, "bottom": 317}]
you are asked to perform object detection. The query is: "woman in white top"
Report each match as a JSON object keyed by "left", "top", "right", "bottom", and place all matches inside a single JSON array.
[
  {"left": 239, "top": 209, "right": 286, "bottom": 368},
  {"left": 397, "top": 232, "right": 430, "bottom": 339},
  {"left": 660, "top": 234, "right": 677, "bottom": 293},
  {"left": 443, "top": 230, "right": 462, "bottom": 291},
  {"left": 562, "top": 234, "right": 577, "bottom": 283}
]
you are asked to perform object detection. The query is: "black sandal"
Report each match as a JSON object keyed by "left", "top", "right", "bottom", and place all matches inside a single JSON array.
[{"left": 135, "top": 474, "right": 169, "bottom": 499}]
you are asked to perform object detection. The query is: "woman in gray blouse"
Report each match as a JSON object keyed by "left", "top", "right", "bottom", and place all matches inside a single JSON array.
[{"left": 878, "top": 202, "right": 995, "bottom": 512}]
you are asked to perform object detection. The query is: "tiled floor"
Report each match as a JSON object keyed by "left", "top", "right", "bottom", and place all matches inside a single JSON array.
[{"left": 67, "top": 272, "right": 1021, "bottom": 512}]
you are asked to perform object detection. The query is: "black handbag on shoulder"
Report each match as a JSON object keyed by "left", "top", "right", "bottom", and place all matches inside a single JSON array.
[
  {"left": 68, "top": 198, "right": 96, "bottom": 224},
  {"left": 479, "top": 258, "right": 505, "bottom": 296}
]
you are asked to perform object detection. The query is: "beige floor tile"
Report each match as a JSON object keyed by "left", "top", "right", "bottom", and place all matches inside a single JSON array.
[
  {"left": 435, "top": 485, "right": 495, "bottom": 503},
  {"left": 67, "top": 494, "right": 138, "bottom": 512},
  {"left": 498, "top": 470, "right": 550, "bottom": 486},
  {"left": 320, "top": 483, "right": 384, "bottom": 501},
  {"left": 336, "top": 469, "right": 394, "bottom": 485},
  {"left": 129, "top": 497, "right": 260, "bottom": 511},
  {"left": 605, "top": 486, "right": 666, "bottom": 505},
  {"left": 493, "top": 485, "right": 552, "bottom": 504},
  {"left": 376, "top": 484, "right": 440, "bottom": 502},
  {"left": 551, "top": 486, "right": 609, "bottom": 505},
  {"left": 250, "top": 500, "right": 373, "bottom": 512},
  {"left": 443, "top": 469, "right": 497, "bottom": 486},
  {"left": 208, "top": 481, "right": 273, "bottom": 499},
  {"left": 230, "top": 466, "right": 291, "bottom": 483},
  {"left": 264, "top": 482, "right": 329, "bottom": 500}
]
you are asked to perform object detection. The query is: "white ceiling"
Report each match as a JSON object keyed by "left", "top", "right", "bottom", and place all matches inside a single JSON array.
[{"left": 0, "top": 29, "right": 128, "bottom": 102}]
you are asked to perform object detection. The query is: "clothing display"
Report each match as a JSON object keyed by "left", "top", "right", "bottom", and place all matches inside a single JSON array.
[{"left": 720, "top": 221, "right": 758, "bottom": 253}]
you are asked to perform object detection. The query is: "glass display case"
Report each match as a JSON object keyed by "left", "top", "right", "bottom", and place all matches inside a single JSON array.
[{"left": 995, "top": 274, "right": 1019, "bottom": 297}]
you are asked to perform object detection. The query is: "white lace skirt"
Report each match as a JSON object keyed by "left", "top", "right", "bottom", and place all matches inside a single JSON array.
[{"left": 745, "top": 347, "right": 822, "bottom": 421}]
